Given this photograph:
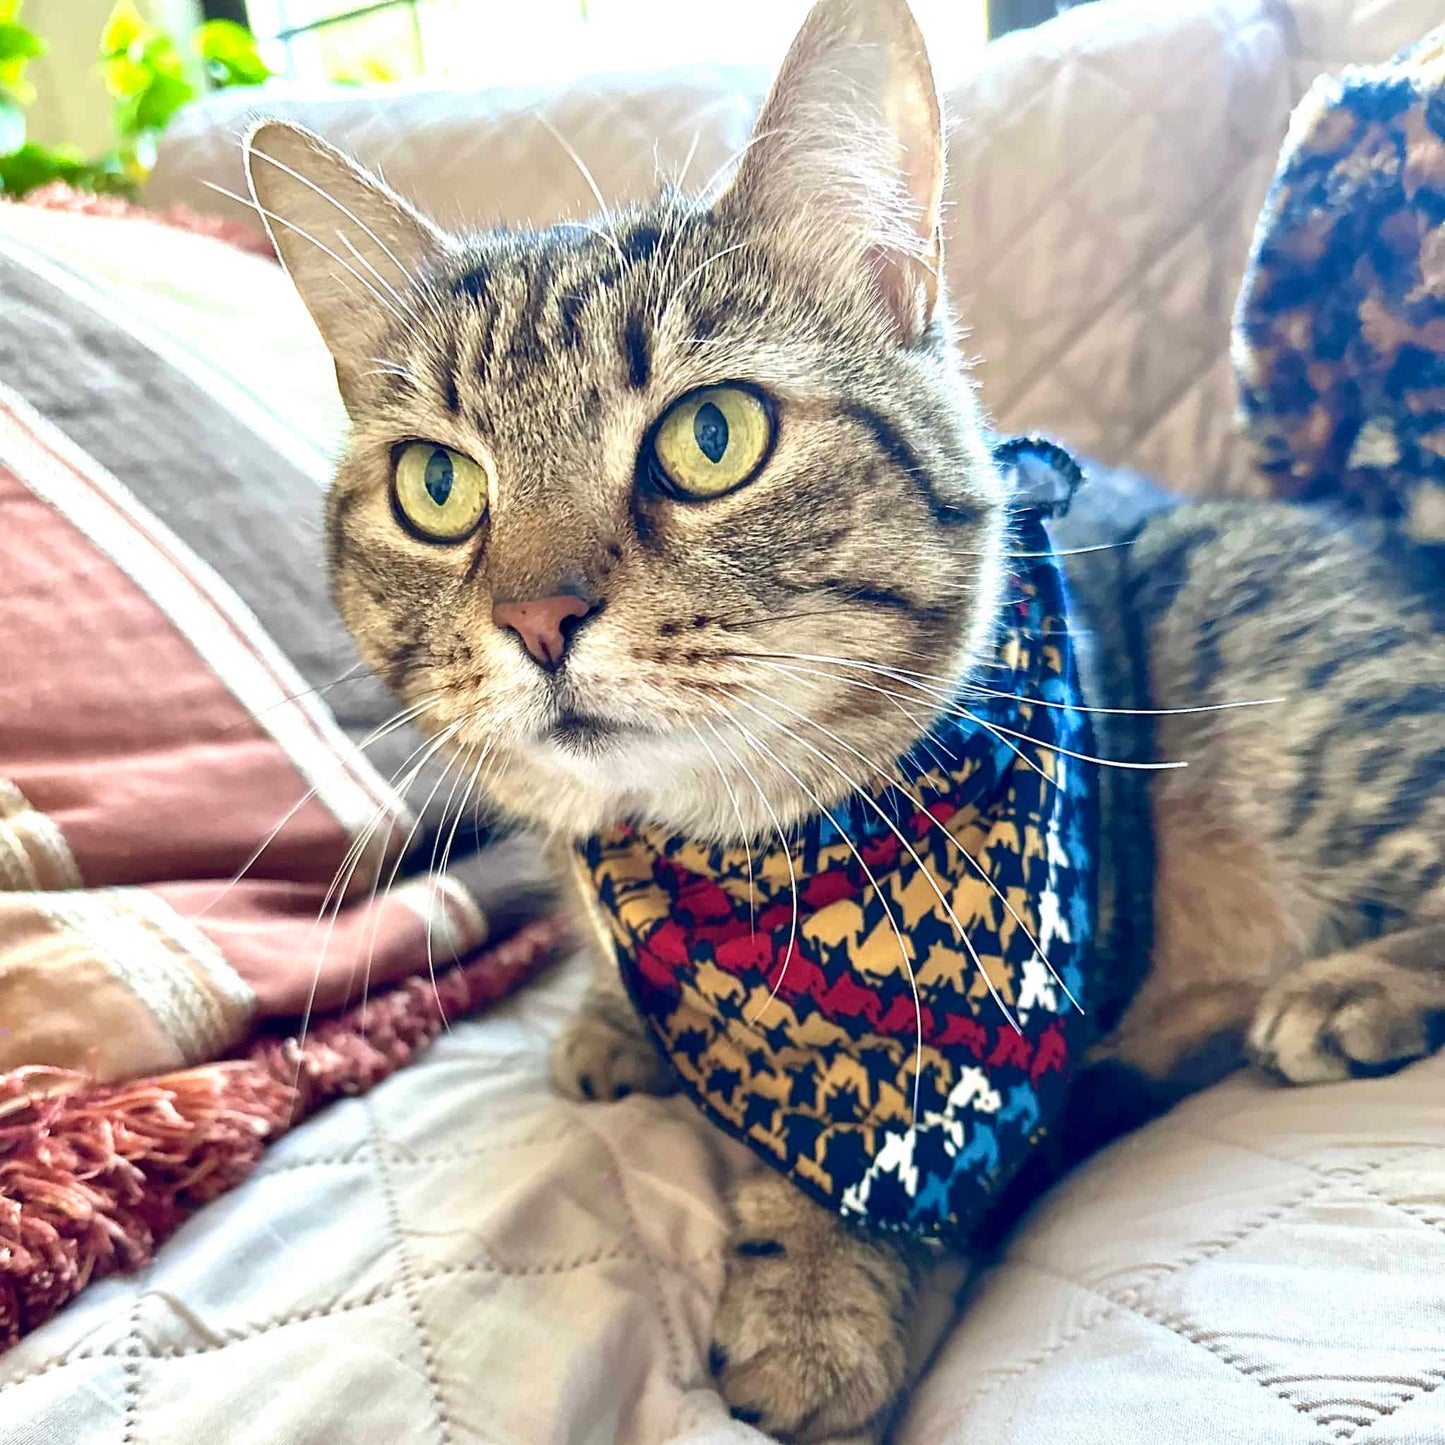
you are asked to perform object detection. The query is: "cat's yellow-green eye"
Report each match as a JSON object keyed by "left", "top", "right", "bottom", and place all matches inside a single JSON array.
[
  {"left": 650, "top": 385, "right": 773, "bottom": 499},
  {"left": 393, "top": 442, "right": 489, "bottom": 542}
]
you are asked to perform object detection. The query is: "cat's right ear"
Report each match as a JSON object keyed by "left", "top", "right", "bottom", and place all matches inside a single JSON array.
[
  {"left": 714, "top": 0, "right": 945, "bottom": 344},
  {"left": 243, "top": 120, "right": 450, "bottom": 405}
]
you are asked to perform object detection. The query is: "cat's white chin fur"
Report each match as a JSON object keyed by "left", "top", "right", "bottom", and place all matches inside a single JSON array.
[
  {"left": 487, "top": 732, "right": 756, "bottom": 842},
  {"left": 481, "top": 723, "right": 845, "bottom": 844}
]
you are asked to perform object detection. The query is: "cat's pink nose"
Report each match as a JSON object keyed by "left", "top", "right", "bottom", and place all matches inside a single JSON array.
[{"left": 492, "top": 593, "right": 596, "bottom": 671}]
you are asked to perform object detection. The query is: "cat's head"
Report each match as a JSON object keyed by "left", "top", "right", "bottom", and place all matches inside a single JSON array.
[{"left": 247, "top": 0, "right": 1007, "bottom": 842}]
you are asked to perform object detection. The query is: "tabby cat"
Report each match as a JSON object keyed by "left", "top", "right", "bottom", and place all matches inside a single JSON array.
[{"left": 245, "top": 0, "right": 1445, "bottom": 1436}]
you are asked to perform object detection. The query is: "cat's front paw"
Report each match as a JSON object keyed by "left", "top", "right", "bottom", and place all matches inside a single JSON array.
[
  {"left": 1249, "top": 954, "right": 1436, "bottom": 1084},
  {"left": 549, "top": 1002, "right": 674, "bottom": 1102},
  {"left": 709, "top": 1177, "right": 910, "bottom": 1441}
]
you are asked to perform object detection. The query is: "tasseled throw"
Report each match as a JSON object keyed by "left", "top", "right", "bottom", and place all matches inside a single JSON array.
[{"left": 0, "top": 914, "right": 566, "bottom": 1348}]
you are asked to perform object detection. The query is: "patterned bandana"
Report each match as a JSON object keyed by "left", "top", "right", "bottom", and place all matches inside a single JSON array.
[{"left": 575, "top": 439, "right": 1099, "bottom": 1241}]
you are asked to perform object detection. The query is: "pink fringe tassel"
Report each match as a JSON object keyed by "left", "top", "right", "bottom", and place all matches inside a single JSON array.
[{"left": 0, "top": 915, "right": 567, "bottom": 1349}]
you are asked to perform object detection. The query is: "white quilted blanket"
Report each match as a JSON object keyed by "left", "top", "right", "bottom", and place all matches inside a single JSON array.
[
  {"left": 6, "top": 950, "right": 1444, "bottom": 1444},
  {"left": 6, "top": 2, "right": 1445, "bottom": 1442}
]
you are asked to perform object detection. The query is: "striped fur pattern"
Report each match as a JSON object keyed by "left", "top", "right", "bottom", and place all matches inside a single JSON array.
[
  {"left": 246, "top": 0, "right": 1444, "bottom": 1436},
  {"left": 1081, "top": 498, "right": 1444, "bottom": 1092},
  {"left": 311, "top": 198, "right": 1004, "bottom": 847}
]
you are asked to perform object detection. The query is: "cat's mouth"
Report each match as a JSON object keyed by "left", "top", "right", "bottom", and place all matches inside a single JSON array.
[{"left": 547, "top": 707, "right": 638, "bottom": 752}]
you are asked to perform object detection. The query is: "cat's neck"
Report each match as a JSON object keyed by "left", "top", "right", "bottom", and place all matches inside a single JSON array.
[{"left": 482, "top": 725, "right": 909, "bottom": 846}]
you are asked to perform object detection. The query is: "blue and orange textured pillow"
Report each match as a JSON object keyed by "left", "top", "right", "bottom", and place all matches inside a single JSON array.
[{"left": 1235, "top": 24, "right": 1445, "bottom": 555}]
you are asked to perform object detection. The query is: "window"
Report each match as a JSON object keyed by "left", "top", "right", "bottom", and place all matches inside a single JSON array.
[{"left": 226, "top": 1, "right": 992, "bottom": 91}]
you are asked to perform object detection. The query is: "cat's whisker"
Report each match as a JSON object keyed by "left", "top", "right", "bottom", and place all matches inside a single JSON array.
[
  {"left": 736, "top": 681, "right": 1082, "bottom": 1013},
  {"left": 811, "top": 664, "right": 1076, "bottom": 785},
  {"left": 471, "top": 743, "right": 506, "bottom": 829},
  {"left": 674, "top": 128, "right": 704, "bottom": 193},
  {"left": 936, "top": 537, "right": 1134, "bottom": 562},
  {"left": 531, "top": 114, "right": 649, "bottom": 283},
  {"left": 285, "top": 765, "right": 417, "bottom": 1096},
  {"left": 742, "top": 658, "right": 1059, "bottom": 787},
  {"left": 699, "top": 714, "right": 799, "bottom": 1012},
  {"left": 713, "top": 688, "right": 1021, "bottom": 1037},
  {"left": 687, "top": 720, "right": 758, "bottom": 934},
  {"left": 820, "top": 629, "right": 1281, "bottom": 716},
  {"left": 717, "top": 600, "right": 928, "bottom": 632},
  {"left": 533, "top": 115, "right": 624, "bottom": 262},
  {"left": 352, "top": 722, "right": 472, "bottom": 1038},
  {"left": 1000, "top": 540, "right": 1135, "bottom": 559},
  {"left": 194, "top": 692, "right": 442, "bottom": 922},
  {"left": 416, "top": 743, "right": 477, "bottom": 1033},
  {"left": 655, "top": 241, "right": 754, "bottom": 333},
  {"left": 293, "top": 801, "right": 393, "bottom": 1094},
  {"left": 961, "top": 682, "right": 1285, "bottom": 717},
  {"left": 242, "top": 662, "right": 372, "bottom": 719},
  {"left": 713, "top": 701, "right": 926, "bottom": 1128},
  {"left": 926, "top": 696, "right": 1184, "bottom": 773},
  {"left": 206, "top": 181, "right": 413, "bottom": 330},
  {"left": 365, "top": 356, "right": 420, "bottom": 387},
  {"left": 735, "top": 652, "right": 1191, "bottom": 769},
  {"left": 243, "top": 145, "right": 437, "bottom": 319},
  {"left": 767, "top": 663, "right": 957, "bottom": 788},
  {"left": 737, "top": 647, "right": 1278, "bottom": 717},
  {"left": 292, "top": 721, "right": 463, "bottom": 1087},
  {"left": 644, "top": 185, "right": 701, "bottom": 326},
  {"left": 694, "top": 126, "right": 783, "bottom": 204},
  {"left": 573, "top": 220, "right": 631, "bottom": 269},
  {"left": 333, "top": 229, "right": 454, "bottom": 348},
  {"left": 353, "top": 737, "right": 471, "bottom": 1030},
  {"left": 425, "top": 738, "right": 493, "bottom": 1030},
  {"left": 706, "top": 610, "right": 942, "bottom": 665},
  {"left": 335, "top": 230, "right": 412, "bottom": 316}
]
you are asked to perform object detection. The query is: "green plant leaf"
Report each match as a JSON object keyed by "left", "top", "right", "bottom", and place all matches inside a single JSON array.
[
  {"left": 99, "top": 0, "right": 145, "bottom": 59},
  {"left": 0, "top": 90, "right": 24, "bottom": 151},
  {"left": 139, "top": 31, "right": 186, "bottom": 77},
  {"left": 131, "top": 68, "right": 192, "bottom": 133},
  {"left": 0, "top": 20, "right": 43, "bottom": 64},
  {"left": 0, "top": 60, "right": 33, "bottom": 98},
  {"left": 0, "top": 141, "right": 137, "bottom": 198},
  {"left": 196, "top": 18, "right": 270, "bottom": 88},
  {"left": 0, "top": 141, "right": 60, "bottom": 194},
  {"left": 101, "top": 54, "right": 150, "bottom": 99},
  {"left": 98, "top": 0, "right": 195, "bottom": 142}
]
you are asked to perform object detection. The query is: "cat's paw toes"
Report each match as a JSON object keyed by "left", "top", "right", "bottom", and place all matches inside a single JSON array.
[
  {"left": 708, "top": 1232, "right": 907, "bottom": 1442},
  {"left": 549, "top": 1010, "right": 673, "bottom": 1102},
  {"left": 1249, "top": 964, "right": 1433, "bottom": 1084}
]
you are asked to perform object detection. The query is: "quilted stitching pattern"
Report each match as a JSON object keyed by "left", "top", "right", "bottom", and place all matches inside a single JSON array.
[
  {"left": 947, "top": 0, "right": 1294, "bottom": 497},
  {"left": 0, "top": 962, "right": 749, "bottom": 1444},
  {"left": 142, "top": 3, "right": 1283, "bottom": 507},
  {"left": 902, "top": 1074, "right": 1445, "bottom": 1444},
  {"left": 145, "top": 0, "right": 1443, "bottom": 508}
]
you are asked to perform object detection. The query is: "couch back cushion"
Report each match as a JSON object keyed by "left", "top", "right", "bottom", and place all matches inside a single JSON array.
[{"left": 148, "top": 0, "right": 1287, "bottom": 496}]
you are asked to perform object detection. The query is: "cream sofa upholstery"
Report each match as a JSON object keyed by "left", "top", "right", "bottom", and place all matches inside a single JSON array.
[
  {"left": 3, "top": 2, "right": 1440, "bottom": 1442},
  {"left": 150, "top": 0, "right": 1438, "bottom": 499}
]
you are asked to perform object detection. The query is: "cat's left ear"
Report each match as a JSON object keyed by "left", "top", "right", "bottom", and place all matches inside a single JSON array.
[
  {"left": 718, "top": 0, "right": 945, "bottom": 342},
  {"left": 243, "top": 120, "right": 451, "bottom": 406}
]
